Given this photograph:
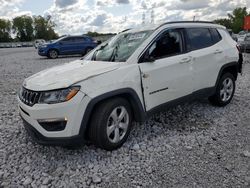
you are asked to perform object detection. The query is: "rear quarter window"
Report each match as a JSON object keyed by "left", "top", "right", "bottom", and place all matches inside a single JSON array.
[
  {"left": 209, "top": 28, "right": 222, "bottom": 43},
  {"left": 186, "top": 28, "right": 213, "bottom": 51}
]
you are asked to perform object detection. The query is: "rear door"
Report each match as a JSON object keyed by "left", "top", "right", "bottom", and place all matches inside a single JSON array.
[
  {"left": 185, "top": 28, "right": 225, "bottom": 91},
  {"left": 75, "top": 36, "right": 88, "bottom": 54},
  {"left": 139, "top": 28, "right": 193, "bottom": 111},
  {"left": 59, "top": 37, "right": 76, "bottom": 54}
]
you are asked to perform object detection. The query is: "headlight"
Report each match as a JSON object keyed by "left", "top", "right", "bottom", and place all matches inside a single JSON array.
[
  {"left": 38, "top": 86, "right": 80, "bottom": 104},
  {"left": 40, "top": 44, "right": 47, "bottom": 48}
]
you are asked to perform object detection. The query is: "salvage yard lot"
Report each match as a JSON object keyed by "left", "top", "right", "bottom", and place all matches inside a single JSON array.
[{"left": 0, "top": 47, "right": 250, "bottom": 187}]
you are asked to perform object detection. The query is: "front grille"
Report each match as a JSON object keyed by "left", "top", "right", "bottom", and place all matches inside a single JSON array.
[{"left": 19, "top": 87, "right": 40, "bottom": 106}]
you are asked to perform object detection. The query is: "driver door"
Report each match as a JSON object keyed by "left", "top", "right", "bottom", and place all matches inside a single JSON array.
[{"left": 139, "top": 28, "right": 193, "bottom": 111}]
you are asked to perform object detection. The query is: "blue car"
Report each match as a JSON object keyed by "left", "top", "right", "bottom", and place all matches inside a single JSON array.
[{"left": 38, "top": 35, "right": 98, "bottom": 59}]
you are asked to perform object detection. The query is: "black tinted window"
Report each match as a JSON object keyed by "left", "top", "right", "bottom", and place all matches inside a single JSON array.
[
  {"left": 210, "top": 28, "right": 222, "bottom": 43},
  {"left": 61, "top": 37, "right": 74, "bottom": 42},
  {"left": 149, "top": 29, "right": 183, "bottom": 59},
  {"left": 75, "top": 37, "right": 85, "bottom": 42},
  {"left": 186, "top": 28, "right": 213, "bottom": 50}
]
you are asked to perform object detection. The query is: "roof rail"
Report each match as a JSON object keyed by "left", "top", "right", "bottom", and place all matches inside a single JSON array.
[
  {"left": 157, "top": 21, "right": 216, "bottom": 29},
  {"left": 119, "top": 28, "right": 131, "bottom": 33}
]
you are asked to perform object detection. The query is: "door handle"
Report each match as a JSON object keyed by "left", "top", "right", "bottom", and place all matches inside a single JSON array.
[
  {"left": 179, "top": 57, "right": 191, "bottom": 64},
  {"left": 142, "top": 73, "right": 150, "bottom": 78},
  {"left": 214, "top": 49, "right": 223, "bottom": 54}
]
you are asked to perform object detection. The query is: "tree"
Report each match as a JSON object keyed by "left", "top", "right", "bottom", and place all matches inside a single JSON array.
[
  {"left": 214, "top": 7, "right": 250, "bottom": 33},
  {"left": 12, "top": 15, "right": 34, "bottom": 41},
  {"left": 214, "top": 18, "right": 232, "bottom": 30},
  {"left": 0, "top": 18, "right": 11, "bottom": 42},
  {"left": 33, "top": 15, "right": 58, "bottom": 40},
  {"left": 228, "top": 7, "right": 249, "bottom": 33},
  {"left": 86, "top": 31, "right": 116, "bottom": 37}
]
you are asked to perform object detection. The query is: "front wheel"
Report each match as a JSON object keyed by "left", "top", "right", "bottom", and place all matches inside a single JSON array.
[
  {"left": 88, "top": 98, "right": 132, "bottom": 150},
  {"left": 209, "top": 73, "right": 235, "bottom": 106},
  {"left": 48, "top": 49, "right": 58, "bottom": 59}
]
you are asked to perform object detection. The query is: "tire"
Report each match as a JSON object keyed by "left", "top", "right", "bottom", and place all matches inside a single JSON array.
[
  {"left": 48, "top": 49, "right": 58, "bottom": 59},
  {"left": 89, "top": 98, "right": 132, "bottom": 151},
  {"left": 209, "top": 73, "right": 236, "bottom": 107}
]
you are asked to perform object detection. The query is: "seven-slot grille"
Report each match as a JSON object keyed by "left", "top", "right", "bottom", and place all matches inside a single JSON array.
[{"left": 19, "top": 87, "right": 40, "bottom": 106}]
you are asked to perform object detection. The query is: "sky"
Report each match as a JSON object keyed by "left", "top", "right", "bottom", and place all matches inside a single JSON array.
[{"left": 0, "top": 0, "right": 249, "bottom": 35}]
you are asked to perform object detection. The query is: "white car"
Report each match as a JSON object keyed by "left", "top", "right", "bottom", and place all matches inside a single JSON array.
[
  {"left": 34, "top": 39, "right": 46, "bottom": 49},
  {"left": 18, "top": 21, "right": 242, "bottom": 150},
  {"left": 237, "top": 31, "right": 249, "bottom": 42}
]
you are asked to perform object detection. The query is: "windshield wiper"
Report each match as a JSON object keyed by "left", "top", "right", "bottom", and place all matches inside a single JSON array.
[{"left": 91, "top": 43, "right": 108, "bottom": 61}]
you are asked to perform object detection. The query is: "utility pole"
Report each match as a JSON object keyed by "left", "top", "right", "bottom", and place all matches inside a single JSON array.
[
  {"left": 151, "top": 10, "right": 154, "bottom": 24},
  {"left": 193, "top": 16, "right": 196, "bottom": 21},
  {"left": 142, "top": 12, "right": 145, "bottom": 25}
]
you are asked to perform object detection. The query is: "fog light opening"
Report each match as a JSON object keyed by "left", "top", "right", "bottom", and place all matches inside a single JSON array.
[{"left": 37, "top": 118, "right": 67, "bottom": 132}]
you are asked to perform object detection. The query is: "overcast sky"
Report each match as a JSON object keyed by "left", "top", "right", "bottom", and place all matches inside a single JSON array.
[{"left": 0, "top": 0, "right": 249, "bottom": 35}]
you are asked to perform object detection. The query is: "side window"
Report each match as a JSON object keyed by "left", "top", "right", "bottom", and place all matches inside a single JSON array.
[
  {"left": 148, "top": 29, "right": 183, "bottom": 59},
  {"left": 71, "top": 37, "right": 79, "bottom": 43},
  {"left": 186, "top": 28, "right": 213, "bottom": 50},
  {"left": 61, "top": 37, "right": 74, "bottom": 42},
  {"left": 210, "top": 28, "right": 222, "bottom": 43},
  {"left": 75, "top": 37, "right": 86, "bottom": 42}
]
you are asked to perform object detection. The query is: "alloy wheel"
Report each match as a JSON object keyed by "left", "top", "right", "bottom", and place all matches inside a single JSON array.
[
  {"left": 49, "top": 50, "right": 58, "bottom": 59},
  {"left": 106, "top": 106, "right": 129, "bottom": 144},
  {"left": 220, "top": 78, "right": 234, "bottom": 102}
]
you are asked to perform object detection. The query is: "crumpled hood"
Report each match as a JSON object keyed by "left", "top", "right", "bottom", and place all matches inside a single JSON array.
[{"left": 24, "top": 60, "right": 120, "bottom": 91}]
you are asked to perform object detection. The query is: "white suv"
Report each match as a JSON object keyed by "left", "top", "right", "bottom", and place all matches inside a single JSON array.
[{"left": 18, "top": 21, "right": 242, "bottom": 150}]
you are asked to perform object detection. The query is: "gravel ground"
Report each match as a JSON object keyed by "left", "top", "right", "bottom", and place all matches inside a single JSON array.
[{"left": 0, "top": 48, "right": 249, "bottom": 188}]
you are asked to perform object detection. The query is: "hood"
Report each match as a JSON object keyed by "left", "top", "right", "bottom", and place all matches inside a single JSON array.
[
  {"left": 24, "top": 60, "right": 120, "bottom": 91},
  {"left": 38, "top": 43, "right": 50, "bottom": 48}
]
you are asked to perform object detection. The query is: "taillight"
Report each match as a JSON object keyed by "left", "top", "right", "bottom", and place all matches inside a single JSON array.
[{"left": 236, "top": 44, "right": 241, "bottom": 53}]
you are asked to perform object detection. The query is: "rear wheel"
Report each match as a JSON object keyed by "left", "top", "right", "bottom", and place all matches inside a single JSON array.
[
  {"left": 82, "top": 47, "right": 92, "bottom": 56},
  {"left": 209, "top": 73, "right": 235, "bottom": 106},
  {"left": 48, "top": 49, "right": 58, "bottom": 59},
  {"left": 89, "top": 98, "right": 132, "bottom": 150}
]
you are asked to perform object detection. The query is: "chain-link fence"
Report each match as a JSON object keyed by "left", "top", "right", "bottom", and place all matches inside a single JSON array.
[{"left": 0, "top": 42, "right": 34, "bottom": 48}]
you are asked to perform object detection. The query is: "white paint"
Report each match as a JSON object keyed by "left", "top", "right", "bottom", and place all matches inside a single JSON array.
[{"left": 18, "top": 22, "right": 239, "bottom": 139}]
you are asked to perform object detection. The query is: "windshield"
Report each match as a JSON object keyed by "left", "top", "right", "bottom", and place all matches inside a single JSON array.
[
  {"left": 53, "top": 36, "right": 66, "bottom": 43},
  {"left": 85, "top": 30, "right": 153, "bottom": 62},
  {"left": 238, "top": 31, "right": 246, "bottom": 35}
]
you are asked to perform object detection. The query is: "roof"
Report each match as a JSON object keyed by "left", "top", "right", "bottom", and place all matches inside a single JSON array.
[
  {"left": 125, "top": 21, "right": 225, "bottom": 33},
  {"left": 158, "top": 21, "right": 225, "bottom": 29}
]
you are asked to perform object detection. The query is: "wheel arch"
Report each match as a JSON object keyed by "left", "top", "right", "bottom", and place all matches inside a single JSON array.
[
  {"left": 47, "top": 48, "right": 60, "bottom": 56},
  {"left": 83, "top": 46, "right": 94, "bottom": 55},
  {"left": 79, "top": 88, "right": 146, "bottom": 139},
  {"left": 215, "top": 62, "right": 239, "bottom": 87}
]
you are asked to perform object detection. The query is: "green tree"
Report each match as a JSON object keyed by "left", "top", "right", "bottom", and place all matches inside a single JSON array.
[
  {"left": 0, "top": 18, "right": 11, "bottom": 42},
  {"left": 12, "top": 15, "right": 34, "bottom": 41},
  {"left": 214, "top": 18, "right": 232, "bottom": 30},
  {"left": 228, "top": 7, "right": 249, "bottom": 33},
  {"left": 214, "top": 7, "right": 250, "bottom": 33},
  {"left": 86, "top": 31, "right": 116, "bottom": 37},
  {"left": 33, "top": 15, "right": 58, "bottom": 40}
]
